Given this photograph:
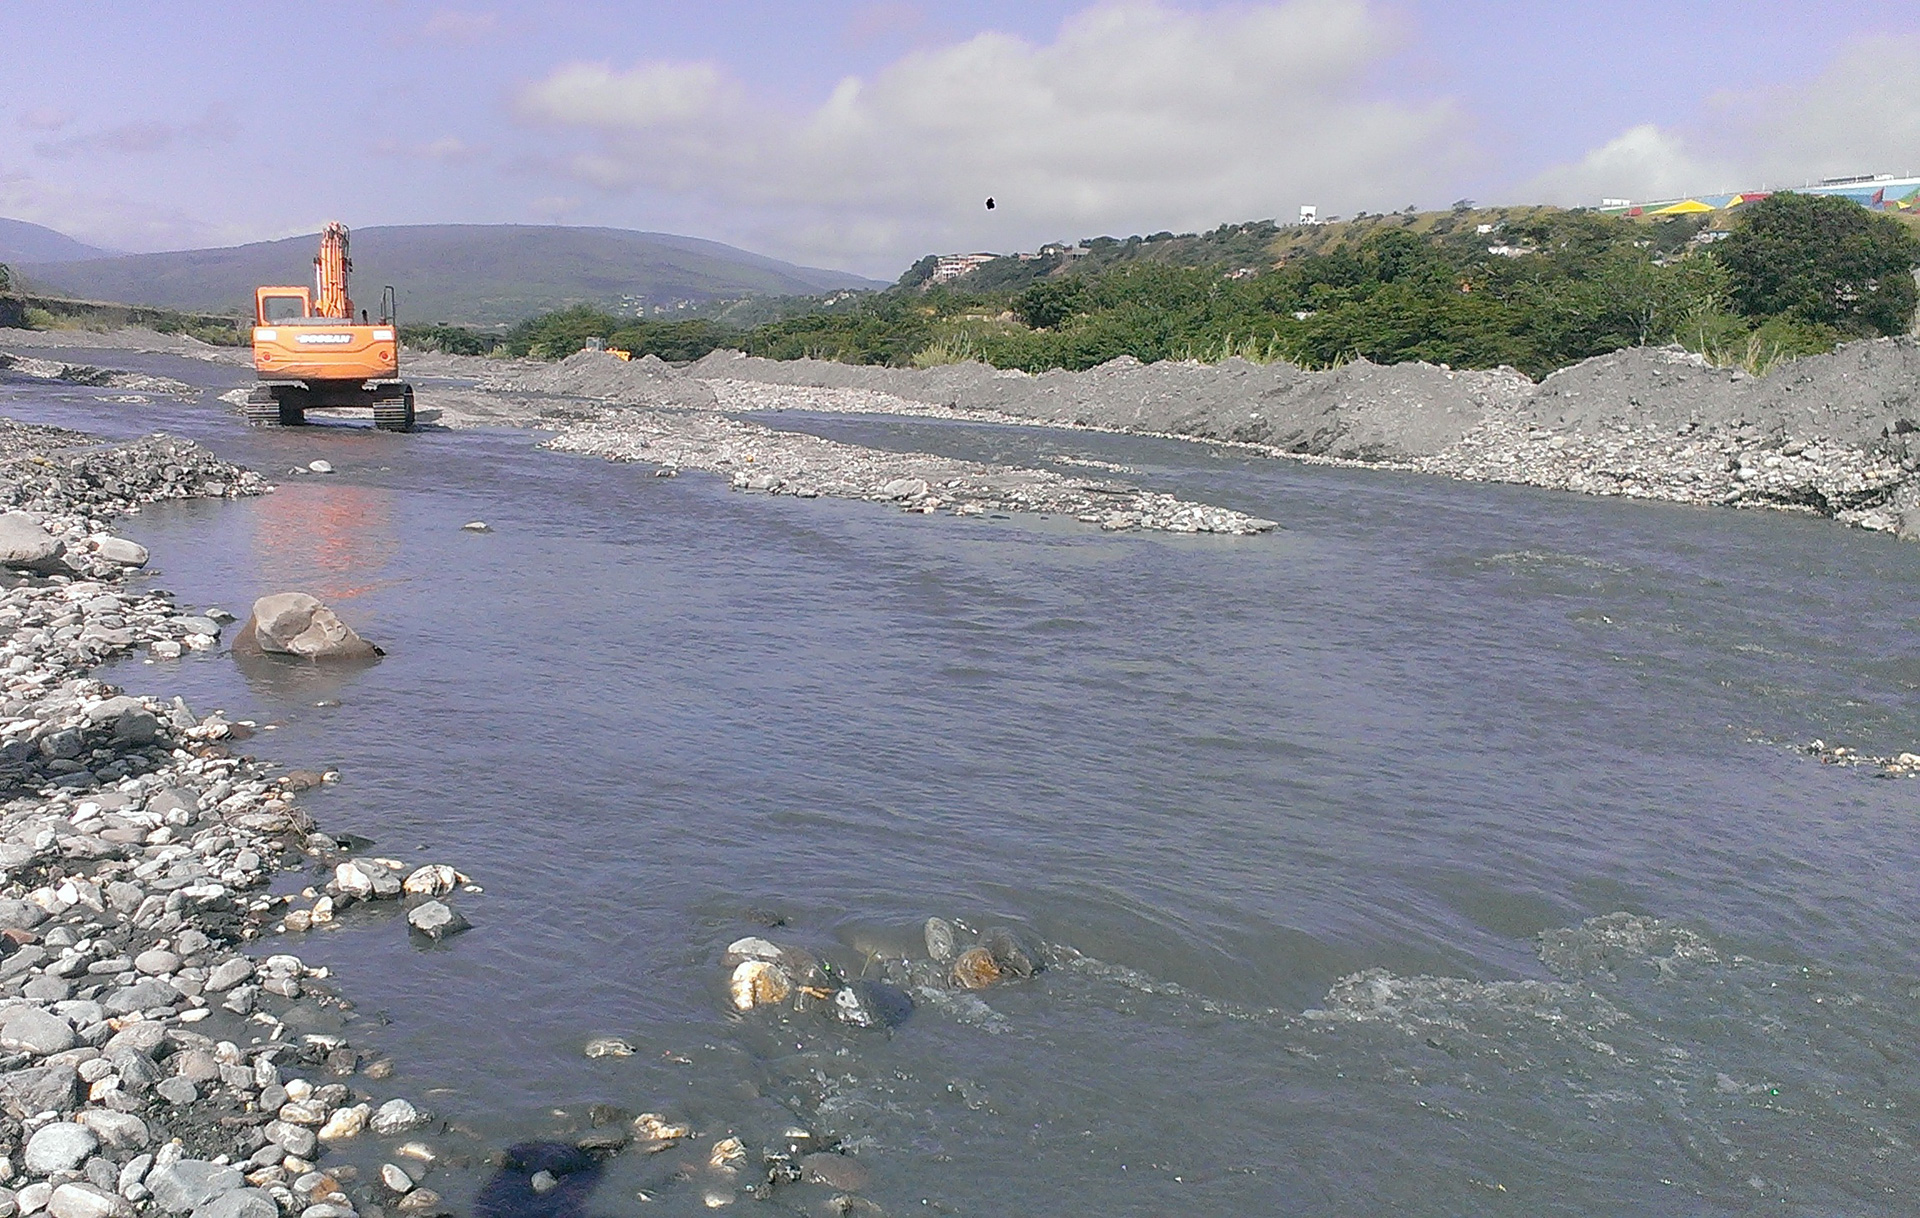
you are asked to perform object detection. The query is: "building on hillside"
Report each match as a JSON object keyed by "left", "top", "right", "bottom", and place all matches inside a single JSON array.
[
  {"left": 929, "top": 253, "right": 1000, "bottom": 284},
  {"left": 1598, "top": 173, "right": 1920, "bottom": 218}
]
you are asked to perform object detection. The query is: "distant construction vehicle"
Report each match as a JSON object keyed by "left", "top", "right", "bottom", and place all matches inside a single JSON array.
[{"left": 247, "top": 222, "right": 414, "bottom": 431}]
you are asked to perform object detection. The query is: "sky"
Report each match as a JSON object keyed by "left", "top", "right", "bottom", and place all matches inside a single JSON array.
[{"left": 5, "top": 1, "right": 1920, "bottom": 278}]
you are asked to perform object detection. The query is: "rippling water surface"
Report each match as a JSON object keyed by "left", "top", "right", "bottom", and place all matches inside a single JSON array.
[{"left": 6, "top": 353, "right": 1920, "bottom": 1216}]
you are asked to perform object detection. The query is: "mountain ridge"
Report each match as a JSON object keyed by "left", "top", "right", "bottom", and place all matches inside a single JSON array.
[
  {"left": 11, "top": 223, "right": 883, "bottom": 325},
  {"left": 0, "top": 218, "right": 117, "bottom": 265}
]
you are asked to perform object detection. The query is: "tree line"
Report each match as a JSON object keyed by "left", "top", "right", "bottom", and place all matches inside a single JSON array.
[{"left": 407, "top": 194, "right": 1920, "bottom": 381}]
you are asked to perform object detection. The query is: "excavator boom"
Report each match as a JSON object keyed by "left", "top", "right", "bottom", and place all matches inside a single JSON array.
[{"left": 313, "top": 221, "right": 353, "bottom": 320}]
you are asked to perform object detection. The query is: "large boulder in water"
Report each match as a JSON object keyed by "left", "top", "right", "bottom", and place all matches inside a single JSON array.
[
  {"left": 0, "top": 513, "right": 66, "bottom": 573},
  {"left": 234, "top": 593, "right": 381, "bottom": 661}
]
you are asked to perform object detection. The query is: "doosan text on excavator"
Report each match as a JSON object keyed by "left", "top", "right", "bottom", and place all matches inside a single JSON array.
[{"left": 247, "top": 222, "right": 415, "bottom": 431}]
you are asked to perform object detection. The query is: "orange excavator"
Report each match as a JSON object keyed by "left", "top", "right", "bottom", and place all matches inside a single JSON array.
[{"left": 247, "top": 222, "right": 414, "bottom": 431}]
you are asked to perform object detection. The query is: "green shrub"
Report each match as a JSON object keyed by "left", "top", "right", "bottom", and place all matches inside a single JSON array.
[{"left": 1718, "top": 192, "right": 1920, "bottom": 337}]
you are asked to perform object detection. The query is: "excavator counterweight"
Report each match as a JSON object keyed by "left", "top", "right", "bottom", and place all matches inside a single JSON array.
[{"left": 248, "top": 222, "right": 414, "bottom": 431}]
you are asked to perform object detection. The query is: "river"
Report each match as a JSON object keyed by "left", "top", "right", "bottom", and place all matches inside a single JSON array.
[{"left": 4, "top": 349, "right": 1920, "bottom": 1216}]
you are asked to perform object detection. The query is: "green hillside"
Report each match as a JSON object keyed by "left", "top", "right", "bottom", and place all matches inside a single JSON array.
[
  {"left": 14, "top": 224, "right": 882, "bottom": 326},
  {"left": 490, "top": 196, "right": 1920, "bottom": 380}
]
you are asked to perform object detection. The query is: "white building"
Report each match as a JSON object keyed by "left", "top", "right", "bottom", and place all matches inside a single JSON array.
[{"left": 929, "top": 253, "right": 1000, "bottom": 284}]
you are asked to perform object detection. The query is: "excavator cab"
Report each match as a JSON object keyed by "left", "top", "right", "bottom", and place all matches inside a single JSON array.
[{"left": 256, "top": 289, "right": 311, "bottom": 324}]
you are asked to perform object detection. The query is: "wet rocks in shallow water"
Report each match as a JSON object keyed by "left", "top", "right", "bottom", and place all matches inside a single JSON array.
[
  {"left": 406, "top": 900, "right": 472, "bottom": 940},
  {"left": 632, "top": 1112, "right": 691, "bottom": 1149},
  {"left": 950, "top": 947, "right": 1001, "bottom": 991},
  {"left": 723, "top": 935, "right": 784, "bottom": 965},
  {"left": 983, "top": 925, "right": 1041, "bottom": 978},
  {"left": 582, "top": 1036, "right": 634, "bottom": 1058},
  {"left": 799, "top": 1153, "right": 870, "bottom": 1191},
  {"left": 729, "top": 959, "right": 792, "bottom": 1011},
  {"left": 923, "top": 917, "right": 958, "bottom": 963},
  {"left": 402, "top": 863, "right": 461, "bottom": 897},
  {"left": 233, "top": 592, "right": 381, "bottom": 662},
  {"left": 833, "top": 980, "right": 913, "bottom": 1029},
  {"left": 373, "top": 1097, "right": 427, "bottom": 1134}
]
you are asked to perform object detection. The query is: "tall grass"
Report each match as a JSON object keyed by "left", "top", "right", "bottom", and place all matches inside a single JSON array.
[
  {"left": 1177, "top": 332, "right": 1291, "bottom": 364},
  {"left": 909, "top": 334, "right": 983, "bottom": 368},
  {"left": 1694, "top": 328, "right": 1795, "bottom": 377}
]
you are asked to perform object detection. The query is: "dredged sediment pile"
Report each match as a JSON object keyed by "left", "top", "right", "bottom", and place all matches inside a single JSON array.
[{"left": 493, "top": 338, "right": 1920, "bottom": 536}]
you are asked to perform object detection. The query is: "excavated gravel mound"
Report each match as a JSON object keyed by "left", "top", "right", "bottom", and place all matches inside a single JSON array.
[
  {"left": 1529, "top": 347, "right": 1746, "bottom": 433},
  {"left": 684, "top": 351, "right": 1525, "bottom": 460},
  {"left": 480, "top": 335, "right": 1920, "bottom": 537},
  {"left": 1746, "top": 336, "right": 1920, "bottom": 444}
]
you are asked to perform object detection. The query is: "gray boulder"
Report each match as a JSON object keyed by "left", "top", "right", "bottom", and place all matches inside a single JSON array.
[
  {"left": 1, "top": 1006, "right": 76, "bottom": 1055},
  {"left": 86, "top": 696, "right": 161, "bottom": 746},
  {"left": 101, "top": 978, "right": 180, "bottom": 1016},
  {"left": 48, "top": 1182, "right": 128, "bottom": 1218},
  {"left": 147, "top": 1160, "right": 242, "bottom": 1213},
  {"left": 155, "top": 1077, "right": 197, "bottom": 1105},
  {"left": 0, "top": 898, "right": 48, "bottom": 929},
  {"left": 188, "top": 1190, "right": 276, "bottom": 1218},
  {"left": 233, "top": 593, "right": 380, "bottom": 662},
  {"left": 134, "top": 949, "right": 180, "bottom": 976},
  {"left": 0, "top": 513, "right": 64, "bottom": 573},
  {"left": 90, "top": 537, "right": 149, "bottom": 568},
  {"left": 263, "top": 1119, "right": 315, "bottom": 1158},
  {"left": 0, "top": 1063, "right": 78, "bottom": 1117},
  {"left": 146, "top": 789, "right": 199, "bottom": 820},
  {"left": 203, "top": 958, "right": 253, "bottom": 993},
  {"left": 76, "top": 1108, "right": 148, "bottom": 1151},
  {"left": 23, "top": 1121, "right": 96, "bottom": 1173},
  {"left": 406, "top": 900, "right": 471, "bottom": 941}
]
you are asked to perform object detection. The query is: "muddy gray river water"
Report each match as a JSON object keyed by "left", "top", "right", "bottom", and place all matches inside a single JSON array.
[{"left": 5, "top": 352, "right": 1920, "bottom": 1216}]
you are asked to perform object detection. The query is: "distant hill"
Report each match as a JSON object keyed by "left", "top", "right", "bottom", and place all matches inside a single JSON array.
[
  {"left": 0, "top": 218, "right": 116, "bottom": 265},
  {"left": 14, "top": 225, "right": 883, "bottom": 325}
]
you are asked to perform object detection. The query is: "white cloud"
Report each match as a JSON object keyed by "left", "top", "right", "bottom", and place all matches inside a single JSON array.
[
  {"left": 520, "top": 62, "right": 734, "bottom": 131},
  {"left": 1526, "top": 124, "right": 1732, "bottom": 206},
  {"left": 514, "top": 0, "right": 1469, "bottom": 273},
  {"left": 1526, "top": 34, "right": 1920, "bottom": 206}
]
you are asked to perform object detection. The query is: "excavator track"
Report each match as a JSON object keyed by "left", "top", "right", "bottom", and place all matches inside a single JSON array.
[
  {"left": 372, "top": 385, "right": 415, "bottom": 433},
  {"left": 244, "top": 385, "right": 305, "bottom": 427}
]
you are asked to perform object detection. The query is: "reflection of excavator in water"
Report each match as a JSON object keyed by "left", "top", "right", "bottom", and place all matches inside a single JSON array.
[{"left": 247, "top": 222, "right": 414, "bottom": 431}]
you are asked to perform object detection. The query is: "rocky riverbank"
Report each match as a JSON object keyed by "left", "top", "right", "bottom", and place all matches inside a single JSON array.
[
  {"left": 20, "top": 325, "right": 1920, "bottom": 537},
  {"left": 544, "top": 408, "right": 1279, "bottom": 535},
  {"left": 0, "top": 420, "right": 482, "bottom": 1218},
  {"left": 489, "top": 338, "right": 1920, "bottom": 537}
]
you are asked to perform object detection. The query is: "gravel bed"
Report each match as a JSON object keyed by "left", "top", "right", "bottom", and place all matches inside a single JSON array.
[
  {"left": 544, "top": 407, "right": 1279, "bottom": 536},
  {"left": 0, "top": 421, "right": 475, "bottom": 1218}
]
